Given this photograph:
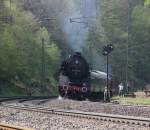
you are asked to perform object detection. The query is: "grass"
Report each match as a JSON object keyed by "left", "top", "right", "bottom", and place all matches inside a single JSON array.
[{"left": 112, "top": 92, "right": 150, "bottom": 105}]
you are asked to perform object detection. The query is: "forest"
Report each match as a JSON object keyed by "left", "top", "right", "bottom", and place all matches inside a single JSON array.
[{"left": 0, "top": 0, "right": 149, "bottom": 96}]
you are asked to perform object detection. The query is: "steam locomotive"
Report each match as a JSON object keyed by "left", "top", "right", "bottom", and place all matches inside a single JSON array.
[
  {"left": 58, "top": 52, "right": 116, "bottom": 100},
  {"left": 58, "top": 52, "right": 91, "bottom": 99}
]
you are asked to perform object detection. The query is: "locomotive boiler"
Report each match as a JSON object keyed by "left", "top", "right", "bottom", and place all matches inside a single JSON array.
[{"left": 58, "top": 52, "right": 91, "bottom": 100}]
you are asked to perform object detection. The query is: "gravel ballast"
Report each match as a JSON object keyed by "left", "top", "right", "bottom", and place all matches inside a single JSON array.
[
  {"left": 0, "top": 106, "right": 149, "bottom": 130},
  {"left": 28, "top": 99, "right": 150, "bottom": 118}
]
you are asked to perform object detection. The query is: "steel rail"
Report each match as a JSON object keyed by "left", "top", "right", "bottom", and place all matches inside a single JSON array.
[
  {"left": 2, "top": 104, "right": 150, "bottom": 127},
  {"left": 0, "top": 123, "right": 34, "bottom": 130},
  {"left": 0, "top": 96, "right": 57, "bottom": 102},
  {"left": 0, "top": 96, "right": 57, "bottom": 98}
]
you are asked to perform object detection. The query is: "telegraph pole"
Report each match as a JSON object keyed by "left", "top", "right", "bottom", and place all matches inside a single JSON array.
[
  {"left": 41, "top": 38, "right": 46, "bottom": 84},
  {"left": 89, "top": 35, "right": 93, "bottom": 70},
  {"left": 38, "top": 18, "right": 56, "bottom": 94},
  {"left": 126, "top": 0, "right": 132, "bottom": 93},
  {"left": 106, "top": 54, "right": 109, "bottom": 96}
]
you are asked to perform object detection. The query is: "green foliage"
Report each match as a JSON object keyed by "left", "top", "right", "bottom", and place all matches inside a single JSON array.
[
  {"left": 144, "top": 0, "right": 150, "bottom": 7},
  {"left": 108, "top": 0, "right": 150, "bottom": 87},
  {"left": 85, "top": 0, "right": 150, "bottom": 89},
  {"left": 1, "top": 0, "right": 150, "bottom": 95},
  {"left": 0, "top": 1, "right": 61, "bottom": 95},
  {"left": 131, "top": 6, "right": 150, "bottom": 83}
]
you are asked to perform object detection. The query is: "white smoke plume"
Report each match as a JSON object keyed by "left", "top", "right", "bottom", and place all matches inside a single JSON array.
[{"left": 42, "top": 0, "right": 100, "bottom": 51}]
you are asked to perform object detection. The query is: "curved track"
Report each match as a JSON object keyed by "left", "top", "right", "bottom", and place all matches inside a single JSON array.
[
  {"left": 0, "top": 123, "right": 34, "bottom": 130},
  {"left": 2, "top": 104, "right": 150, "bottom": 127},
  {"left": 0, "top": 96, "right": 57, "bottom": 103}
]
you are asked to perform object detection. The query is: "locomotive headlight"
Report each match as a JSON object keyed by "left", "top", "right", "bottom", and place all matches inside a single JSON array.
[{"left": 83, "top": 83, "right": 86, "bottom": 86}]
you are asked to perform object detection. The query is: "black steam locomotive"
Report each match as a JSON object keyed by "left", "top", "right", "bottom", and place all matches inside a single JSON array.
[
  {"left": 58, "top": 52, "right": 91, "bottom": 99},
  {"left": 58, "top": 52, "right": 117, "bottom": 100}
]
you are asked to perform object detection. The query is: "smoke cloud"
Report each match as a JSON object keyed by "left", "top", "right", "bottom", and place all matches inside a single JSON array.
[
  {"left": 42, "top": 0, "right": 100, "bottom": 51},
  {"left": 62, "top": 0, "right": 99, "bottom": 51}
]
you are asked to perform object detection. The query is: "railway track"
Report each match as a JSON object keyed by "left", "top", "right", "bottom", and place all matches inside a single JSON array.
[
  {"left": 2, "top": 104, "right": 150, "bottom": 127},
  {"left": 0, "top": 96, "right": 57, "bottom": 103},
  {"left": 0, "top": 123, "right": 34, "bottom": 130}
]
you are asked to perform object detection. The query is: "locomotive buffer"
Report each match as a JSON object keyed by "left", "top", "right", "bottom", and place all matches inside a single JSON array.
[{"left": 103, "top": 44, "right": 114, "bottom": 102}]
